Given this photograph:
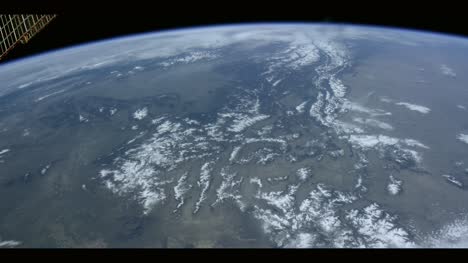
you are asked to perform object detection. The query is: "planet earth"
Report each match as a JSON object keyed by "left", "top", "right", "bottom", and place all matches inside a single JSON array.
[{"left": 1, "top": 23, "right": 468, "bottom": 248}]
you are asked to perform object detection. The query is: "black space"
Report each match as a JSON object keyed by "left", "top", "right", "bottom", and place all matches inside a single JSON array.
[{"left": 1, "top": 1, "right": 467, "bottom": 63}]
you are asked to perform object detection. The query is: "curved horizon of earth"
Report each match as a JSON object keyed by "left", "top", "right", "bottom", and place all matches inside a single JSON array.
[{"left": 1, "top": 23, "right": 468, "bottom": 248}]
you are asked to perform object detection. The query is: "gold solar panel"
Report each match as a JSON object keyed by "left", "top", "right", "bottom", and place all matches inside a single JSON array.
[{"left": 0, "top": 14, "right": 56, "bottom": 61}]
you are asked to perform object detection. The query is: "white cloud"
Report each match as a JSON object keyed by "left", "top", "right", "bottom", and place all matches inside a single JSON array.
[
  {"left": 352, "top": 117, "right": 394, "bottom": 131},
  {"left": 79, "top": 114, "right": 89, "bottom": 123},
  {"left": 380, "top": 97, "right": 393, "bottom": 103},
  {"left": 442, "top": 174, "right": 463, "bottom": 188},
  {"left": 402, "top": 139, "right": 430, "bottom": 149},
  {"left": 109, "top": 108, "right": 117, "bottom": 116},
  {"left": 285, "top": 233, "right": 316, "bottom": 248},
  {"left": 250, "top": 177, "right": 263, "bottom": 189},
  {"left": 395, "top": 102, "right": 431, "bottom": 114},
  {"left": 0, "top": 23, "right": 451, "bottom": 99},
  {"left": 173, "top": 173, "right": 191, "bottom": 211},
  {"left": 348, "top": 134, "right": 399, "bottom": 148},
  {"left": 272, "top": 79, "right": 282, "bottom": 87},
  {"left": 35, "top": 89, "right": 67, "bottom": 102},
  {"left": 424, "top": 218, "right": 468, "bottom": 248},
  {"left": 458, "top": 134, "right": 468, "bottom": 145},
  {"left": 41, "top": 164, "right": 51, "bottom": 175},
  {"left": 0, "top": 149, "right": 10, "bottom": 156},
  {"left": 0, "top": 239, "right": 21, "bottom": 248},
  {"left": 296, "top": 168, "right": 312, "bottom": 181},
  {"left": 194, "top": 162, "right": 214, "bottom": 214},
  {"left": 160, "top": 51, "right": 218, "bottom": 67},
  {"left": 229, "top": 146, "right": 242, "bottom": 162},
  {"left": 440, "top": 64, "right": 456, "bottom": 77},
  {"left": 133, "top": 107, "right": 148, "bottom": 120},
  {"left": 346, "top": 203, "right": 414, "bottom": 248},
  {"left": 387, "top": 175, "right": 402, "bottom": 195},
  {"left": 347, "top": 134, "right": 428, "bottom": 164},
  {"left": 342, "top": 101, "right": 392, "bottom": 116},
  {"left": 227, "top": 114, "right": 270, "bottom": 133},
  {"left": 295, "top": 101, "right": 308, "bottom": 113}
]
